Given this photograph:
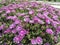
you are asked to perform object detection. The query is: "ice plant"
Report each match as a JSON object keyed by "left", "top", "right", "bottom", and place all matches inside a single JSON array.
[
  {"left": 46, "top": 28, "right": 54, "bottom": 35},
  {"left": 31, "top": 38, "right": 37, "bottom": 44},
  {"left": 0, "top": 2, "right": 60, "bottom": 45},
  {"left": 36, "top": 37, "right": 43, "bottom": 44}
]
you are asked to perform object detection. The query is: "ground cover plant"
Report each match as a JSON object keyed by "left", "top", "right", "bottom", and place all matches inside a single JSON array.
[{"left": 0, "top": 2, "right": 60, "bottom": 45}]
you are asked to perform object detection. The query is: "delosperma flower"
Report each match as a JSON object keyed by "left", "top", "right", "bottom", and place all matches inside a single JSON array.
[
  {"left": 46, "top": 28, "right": 54, "bottom": 35},
  {"left": 31, "top": 38, "right": 37, "bottom": 44},
  {"left": 44, "top": 42, "right": 50, "bottom": 45},
  {"left": 36, "top": 37, "right": 43, "bottom": 44},
  {"left": 0, "top": 2, "right": 60, "bottom": 45},
  {"left": 13, "top": 36, "right": 21, "bottom": 43}
]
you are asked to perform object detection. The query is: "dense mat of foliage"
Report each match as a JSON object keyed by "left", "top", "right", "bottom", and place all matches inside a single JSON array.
[{"left": 0, "top": 2, "right": 60, "bottom": 45}]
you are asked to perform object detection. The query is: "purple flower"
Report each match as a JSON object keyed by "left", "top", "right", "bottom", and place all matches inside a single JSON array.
[
  {"left": 6, "top": 16, "right": 12, "bottom": 19},
  {"left": 52, "top": 16, "right": 58, "bottom": 21},
  {"left": 9, "top": 23, "right": 16, "bottom": 29},
  {"left": 6, "top": 9, "right": 11, "bottom": 14},
  {"left": 38, "top": 19, "right": 45, "bottom": 24},
  {"left": 51, "top": 21, "right": 59, "bottom": 28},
  {"left": 7, "top": 16, "right": 17, "bottom": 21},
  {"left": 24, "top": 18, "right": 30, "bottom": 22},
  {"left": 14, "top": 19, "right": 21, "bottom": 24},
  {"left": 12, "top": 16, "right": 18, "bottom": 21},
  {"left": 45, "top": 19, "right": 50, "bottom": 24},
  {"left": 33, "top": 16, "right": 39, "bottom": 23},
  {"left": 31, "top": 38, "right": 37, "bottom": 44},
  {"left": 46, "top": 28, "right": 54, "bottom": 35},
  {"left": 33, "top": 16, "right": 44, "bottom": 24},
  {"left": 19, "top": 30, "right": 27, "bottom": 36},
  {"left": 16, "top": 26, "right": 22, "bottom": 31},
  {"left": 17, "top": 43, "right": 23, "bottom": 45},
  {"left": 3, "top": 43, "right": 8, "bottom": 45},
  {"left": 36, "top": 37, "right": 43, "bottom": 44},
  {"left": 29, "top": 20, "right": 34, "bottom": 23},
  {"left": 54, "top": 36, "right": 58, "bottom": 42},
  {"left": 4, "top": 29, "right": 11, "bottom": 33},
  {"left": 17, "top": 13, "right": 25, "bottom": 17},
  {"left": 0, "top": 25, "right": 5, "bottom": 30},
  {"left": 13, "top": 35, "right": 24, "bottom": 43},
  {"left": 44, "top": 42, "right": 50, "bottom": 45},
  {"left": 29, "top": 10, "right": 34, "bottom": 15},
  {"left": 24, "top": 15, "right": 29, "bottom": 18},
  {"left": 56, "top": 26, "right": 60, "bottom": 34},
  {"left": 11, "top": 9, "right": 16, "bottom": 12},
  {"left": 12, "top": 30, "right": 17, "bottom": 34},
  {"left": 13, "top": 36, "right": 20, "bottom": 43},
  {"left": 37, "top": 13, "right": 45, "bottom": 19}
]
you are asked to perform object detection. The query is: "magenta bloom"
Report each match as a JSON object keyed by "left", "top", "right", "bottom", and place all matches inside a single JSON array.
[
  {"left": 36, "top": 37, "right": 43, "bottom": 44},
  {"left": 6, "top": 16, "right": 17, "bottom": 21},
  {"left": 54, "top": 36, "right": 58, "bottom": 42},
  {"left": 24, "top": 17, "right": 30, "bottom": 22},
  {"left": 14, "top": 19, "right": 21, "bottom": 24},
  {"left": 9, "top": 23, "right": 16, "bottom": 29},
  {"left": 29, "top": 20, "right": 34, "bottom": 23},
  {"left": 12, "top": 30, "right": 17, "bottom": 34},
  {"left": 44, "top": 42, "right": 50, "bottom": 45},
  {"left": 19, "top": 30, "right": 27, "bottom": 36},
  {"left": 31, "top": 38, "right": 37, "bottom": 44},
  {"left": 45, "top": 19, "right": 50, "bottom": 24},
  {"left": 16, "top": 26, "right": 22, "bottom": 31},
  {"left": 29, "top": 10, "right": 34, "bottom": 15},
  {"left": 6, "top": 9, "right": 11, "bottom": 13},
  {"left": 46, "top": 28, "right": 54, "bottom": 35},
  {"left": 0, "top": 24, "right": 5, "bottom": 30},
  {"left": 56, "top": 26, "right": 60, "bottom": 34},
  {"left": 52, "top": 16, "right": 58, "bottom": 21},
  {"left": 37, "top": 13, "right": 45, "bottom": 19},
  {"left": 17, "top": 13, "right": 25, "bottom": 16},
  {"left": 13, "top": 35, "right": 24, "bottom": 43},
  {"left": 33, "top": 16, "right": 44, "bottom": 24},
  {"left": 4, "top": 29, "right": 11, "bottom": 33},
  {"left": 13, "top": 36, "right": 21, "bottom": 43}
]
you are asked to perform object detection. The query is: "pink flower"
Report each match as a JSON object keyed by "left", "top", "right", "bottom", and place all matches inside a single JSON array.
[
  {"left": 46, "top": 28, "right": 54, "bottom": 35},
  {"left": 13, "top": 35, "right": 24, "bottom": 43},
  {"left": 0, "top": 24, "right": 5, "bottom": 30},
  {"left": 54, "top": 36, "right": 58, "bottom": 42},
  {"left": 29, "top": 20, "right": 34, "bottom": 23},
  {"left": 9, "top": 23, "right": 16, "bottom": 29},
  {"left": 24, "top": 18, "right": 30, "bottom": 22},
  {"left": 6, "top": 9, "right": 11, "bottom": 13},
  {"left": 7, "top": 16, "right": 17, "bottom": 21},
  {"left": 31, "top": 38, "right": 37, "bottom": 44},
  {"left": 12, "top": 30, "right": 17, "bottom": 34},
  {"left": 14, "top": 19, "right": 21, "bottom": 24},
  {"left": 56, "top": 26, "right": 60, "bottom": 34},
  {"left": 45, "top": 19, "right": 50, "bottom": 24},
  {"left": 17, "top": 13, "right": 25, "bottom": 17},
  {"left": 19, "top": 30, "right": 27, "bottom": 36},
  {"left": 29, "top": 10, "right": 34, "bottom": 15},
  {"left": 52, "top": 16, "right": 58, "bottom": 21},
  {"left": 33, "top": 16, "right": 44, "bottom": 24},
  {"left": 44, "top": 42, "right": 50, "bottom": 45},
  {"left": 37, "top": 13, "right": 45, "bottom": 19},
  {"left": 13, "top": 36, "right": 21, "bottom": 43},
  {"left": 16, "top": 26, "right": 22, "bottom": 31},
  {"left": 36, "top": 37, "right": 43, "bottom": 44},
  {"left": 4, "top": 29, "right": 11, "bottom": 33}
]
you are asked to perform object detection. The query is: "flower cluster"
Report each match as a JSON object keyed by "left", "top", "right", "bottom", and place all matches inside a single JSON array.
[{"left": 0, "top": 2, "right": 60, "bottom": 45}]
